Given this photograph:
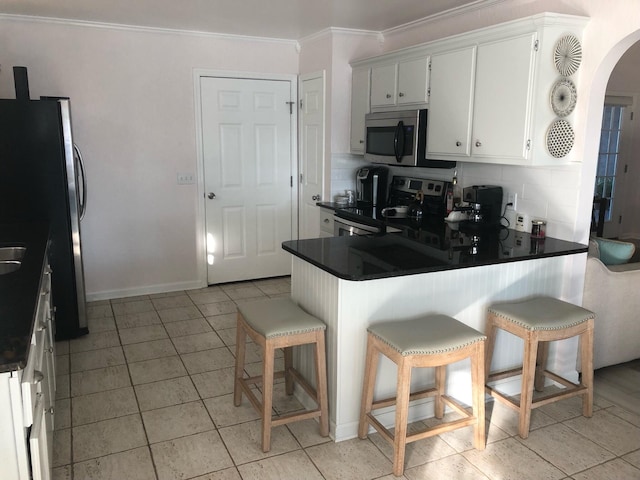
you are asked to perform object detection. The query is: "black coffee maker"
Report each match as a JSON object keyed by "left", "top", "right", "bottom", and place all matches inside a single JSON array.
[
  {"left": 460, "top": 185, "right": 503, "bottom": 229},
  {"left": 355, "top": 166, "right": 389, "bottom": 208}
]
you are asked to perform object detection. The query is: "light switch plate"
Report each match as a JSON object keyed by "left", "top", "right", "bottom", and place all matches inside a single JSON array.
[{"left": 177, "top": 172, "right": 195, "bottom": 185}]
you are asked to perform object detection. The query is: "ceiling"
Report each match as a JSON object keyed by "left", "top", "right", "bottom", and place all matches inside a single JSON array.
[{"left": 0, "top": 0, "right": 489, "bottom": 40}]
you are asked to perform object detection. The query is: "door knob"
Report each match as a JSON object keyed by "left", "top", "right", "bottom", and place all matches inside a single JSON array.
[
  {"left": 207, "top": 192, "right": 216, "bottom": 199},
  {"left": 456, "top": 141, "right": 462, "bottom": 147},
  {"left": 312, "top": 195, "right": 321, "bottom": 201},
  {"left": 475, "top": 141, "right": 482, "bottom": 147}
]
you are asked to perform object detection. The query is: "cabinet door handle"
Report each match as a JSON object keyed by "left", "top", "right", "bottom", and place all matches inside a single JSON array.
[
  {"left": 359, "top": 140, "right": 364, "bottom": 144},
  {"left": 33, "top": 370, "right": 44, "bottom": 384},
  {"left": 312, "top": 195, "right": 321, "bottom": 201},
  {"left": 456, "top": 141, "right": 462, "bottom": 147},
  {"left": 398, "top": 92, "right": 405, "bottom": 97},
  {"left": 386, "top": 93, "right": 392, "bottom": 99},
  {"left": 323, "top": 219, "right": 330, "bottom": 223},
  {"left": 475, "top": 140, "right": 482, "bottom": 147}
]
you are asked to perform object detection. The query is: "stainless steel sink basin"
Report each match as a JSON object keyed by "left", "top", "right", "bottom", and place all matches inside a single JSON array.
[{"left": 0, "top": 246, "right": 27, "bottom": 274}]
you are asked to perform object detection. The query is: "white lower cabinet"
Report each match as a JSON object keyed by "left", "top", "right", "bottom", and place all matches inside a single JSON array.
[
  {"left": 0, "top": 265, "right": 55, "bottom": 480},
  {"left": 319, "top": 208, "right": 335, "bottom": 237}
]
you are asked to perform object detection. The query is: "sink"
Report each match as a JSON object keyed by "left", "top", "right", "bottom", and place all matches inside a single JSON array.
[{"left": 0, "top": 246, "right": 27, "bottom": 274}]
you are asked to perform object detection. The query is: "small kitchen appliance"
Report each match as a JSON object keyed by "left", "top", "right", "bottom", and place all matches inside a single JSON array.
[
  {"left": 355, "top": 166, "right": 389, "bottom": 208},
  {"left": 461, "top": 185, "right": 503, "bottom": 228}
]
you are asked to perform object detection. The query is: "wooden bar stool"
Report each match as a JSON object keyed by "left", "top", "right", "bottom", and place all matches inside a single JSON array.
[
  {"left": 359, "top": 315, "right": 486, "bottom": 477},
  {"left": 485, "top": 296, "right": 595, "bottom": 439},
  {"left": 234, "top": 297, "right": 329, "bottom": 452}
]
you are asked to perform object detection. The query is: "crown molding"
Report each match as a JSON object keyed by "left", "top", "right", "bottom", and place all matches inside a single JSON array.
[
  {"left": 0, "top": 13, "right": 299, "bottom": 46},
  {"left": 298, "top": 26, "right": 379, "bottom": 45}
]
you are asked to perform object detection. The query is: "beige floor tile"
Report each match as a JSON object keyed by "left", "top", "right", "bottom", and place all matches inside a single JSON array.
[
  {"left": 86, "top": 303, "right": 113, "bottom": 319},
  {"left": 57, "top": 354, "right": 70, "bottom": 374},
  {"left": 87, "top": 316, "right": 117, "bottom": 333},
  {"left": 56, "top": 398, "right": 71, "bottom": 429},
  {"left": 56, "top": 374, "right": 70, "bottom": 399},
  {"left": 462, "top": 437, "right": 565, "bottom": 480},
  {"left": 425, "top": 414, "right": 509, "bottom": 453},
  {"left": 198, "top": 301, "right": 237, "bottom": 317},
  {"left": 164, "top": 317, "right": 212, "bottom": 338},
  {"left": 70, "top": 364, "right": 131, "bottom": 397},
  {"left": 623, "top": 449, "right": 640, "bottom": 468},
  {"left": 172, "top": 331, "right": 224, "bottom": 354},
  {"left": 69, "top": 331, "right": 120, "bottom": 353},
  {"left": 237, "top": 450, "right": 324, "bottom": 479},
  {"left": 118, "top": 324, "right": 168, "bottom": 345},
  {"left": 244, "top": 358, "right": 285, "bottom": 379},
  {"left": 404, "top": 454, "right": 490, "bottom": 480},
  {"left": 157, "top": 305, "right": 204, "bottom": 323},
  {"left": 537, "top": 393, "right": 599, "bottom": 422},
  {"left": 564, "top": 408, "right": 640, "bottom": 455},
  {"left": 72, "top": 414, "right": 147, "bottom": 462},
  {"left": 608, "top": 405, "right": 640, "bottom": 428},
  {"left": 111, "top": 299, "right": 155, "bottom": 316},
  {"left": 572, "top": 458, "right": 640, "bottom": 480},
  {"left": 52, "top": 465, "right": 71, "bottom": 480},
  {"left": 110, "top": 295, "right": 151, "bottom": 304},
  {"left": 254, "top": 282, "right": 291, "bottom": 296},
  {"left": 70, "top": 346, "right": 125, "bottom": 373},
  {"left": 305, "top": 437, "right": 393, "bottom": 480},
  {"left": 128, "top": 355, "right": 187, "bottom": 385},
  {"left": 485, "top": 398, "right": 556, "bottom": 436},
  {"left": 123, "top": 338, "right": 177, "bottom": 363},
  {"left": 204, "top": 393, "right": 261, "bottom": 428},
  {"left": 53, "top": 427, "right": 71, "bottom": 467},
  {"left": 191, "top": 367, "right": 236, "bottom": 399},
  {"left": 188, "top": 290, "right": 232, "bottom": 305},
  {"left": 218, "top": 419, "right": 300, "bottom": 465},
  {"left": 72, "top": 386, "right": 139, "bottom": 426},
  {"left": 191, "top": 467, "right": 242, "bottom": 480},
  {"left": 216, "top": 327, "right": 238, "bottom": 347},
  {"left": 55, "top": 340, "right": 70, "bottom": 355},
  {"left": 368, "top": 421, "right": 457, "bottom": 470},
  {"left": 151, "top": 430, "right": 233, "bottom": 480},
  {"left": 114, "top": 310, "right": 161, "bottom": 329},
  {"left": 142, "top": 400, "right": 215, "bottom": 443},
  {"left": 286, "top": 418, "right": 332, "bottom": 448},
  {"left": 517, "top": 423, "right": 615, "bottom": 475},
  {"left": 181, "top": 347, "right": 235, "bottom": 374},
  {"left": 271, "top": 382, "right": 306, "bottom": 415},
  {"left": 135, "top": 376, "right": 200, "bottom": 411},
  {"left": 72, "top": 446, "right": 156, "bottom": 480},
  {"left": 151, "top": 294, "right": 195, "bottom": 310},
  {"left": 206, "top": 313, "right": 237, "bottom": 330},
  {"left": 222, "top": 286, "right": 266, "bottom": 300},
  {"left": 150, "top": 290, "right": 187, "bottom": 299}
]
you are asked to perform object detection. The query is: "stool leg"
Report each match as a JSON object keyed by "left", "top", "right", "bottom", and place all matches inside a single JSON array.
[
  {"left": 434, "top": 365, "right": 445, "bottom": 419},
  {"left": 519, "top": 333, "right": 538, "bottom": 439},
  {"left": 581, "top": 320, "right": 594, "bottom": 418},
  {"left": 393, "top": 357, "right": 412, "bottom": 477},
  {"left": 234, "top": 314, "right": 248, "bottom": 407},
  {"left": 284, "top": 346, "right": 294, "bottom": 395},
  {"left": 261, "top": 339, "right": 276, "bottom": 452},
  {"left": 471, "top": 341, "right": 486, "bottom": 450},
  {"left": 484, "top": 315, "right": 497, "bottom": 381},
  {"left": 314, "top": 330, "right": 330, "bottom": 437},
  {"left": 359, "top": 334, "right": 379, "bottom": 439},
  {"left": 534, "top": 341, "right": 549, "bottom": 392}
]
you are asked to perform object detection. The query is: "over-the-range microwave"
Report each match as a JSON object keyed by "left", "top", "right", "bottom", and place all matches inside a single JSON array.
[{"left": 364, "top": 109, "right": 455, "bottom": 169}]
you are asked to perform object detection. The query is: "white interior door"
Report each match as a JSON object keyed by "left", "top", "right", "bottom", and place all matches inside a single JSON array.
[
  {"left": 200, "top": 76, "right": 294, "bottom": 284},
  {"left": 299, "top": 73, "right": 325, "bottom": 239}
]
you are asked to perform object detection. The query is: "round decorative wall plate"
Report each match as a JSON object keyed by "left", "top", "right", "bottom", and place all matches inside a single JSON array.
[
  {"left": 550, "top": 78, "right": 577, "bottom": 117},
  {"left": 546, "top": 119, "right": 575, "bottom": 158},
  {"left": 554, "top": 35, "right": 582, "bottom": 76}
]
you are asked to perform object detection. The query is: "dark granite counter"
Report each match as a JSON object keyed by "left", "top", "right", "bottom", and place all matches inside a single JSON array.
[
  {"left": 282, "top": 227, "right": 587, "bottom": 281},
  {"left": 0, "top": 223, "right": 49, "bottom": 372}
]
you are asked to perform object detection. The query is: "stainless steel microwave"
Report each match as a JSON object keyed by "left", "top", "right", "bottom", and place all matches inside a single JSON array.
[{"left": 364, "top": 109, "right": 456, "bottom": 169}]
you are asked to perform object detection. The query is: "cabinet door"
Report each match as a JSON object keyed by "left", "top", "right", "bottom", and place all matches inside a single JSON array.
[
  {"left": 29, "top": 395, "right": 52, "bottom": 480},
  {"left": 471, "top": 33, "right": 536, "bottom": 160},
  {"left": 350, "top": 68, "right": 370, "bottom": 153},
  {"left": 370, "top": 64, "right": 397, "bottom": 107},
  {"left": 397, "top": 57, "right": 429, "bottom": 105},
  {"left": 427, "top": 47, "right": 476, "bottom": 156}
]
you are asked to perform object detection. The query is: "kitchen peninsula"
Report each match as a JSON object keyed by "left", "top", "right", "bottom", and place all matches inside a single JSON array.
[{"left": 282, "top": 228, "right": 587, "bottom": 441}]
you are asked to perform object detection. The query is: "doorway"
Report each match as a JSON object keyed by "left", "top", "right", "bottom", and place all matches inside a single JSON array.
[{"left": 196, "top": 73, "right": 297, "bottom": 285}]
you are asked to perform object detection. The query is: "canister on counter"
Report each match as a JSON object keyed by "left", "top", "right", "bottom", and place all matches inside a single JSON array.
[{"left": 531, "top": 219, "right": 547, "bottom": 239}]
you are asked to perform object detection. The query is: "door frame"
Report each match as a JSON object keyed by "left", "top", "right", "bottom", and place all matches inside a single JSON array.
[{"left": 193, "top": 69, "right": 299, "bottom": 287}]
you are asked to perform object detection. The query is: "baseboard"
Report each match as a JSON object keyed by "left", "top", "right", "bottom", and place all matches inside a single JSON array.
[{"left": 87, "top": 279, "right": 205, "bottom": 302}]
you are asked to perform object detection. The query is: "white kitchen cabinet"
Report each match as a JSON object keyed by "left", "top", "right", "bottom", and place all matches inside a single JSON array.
[
  {"left": 370, "top": 57, "right": 429, "bottom": 108},
  {"left": 350, "top": 67, "right": 370, "bottom": 154},
  {"left": 319, "top": 207, "right": 335, "bottom": 237}
]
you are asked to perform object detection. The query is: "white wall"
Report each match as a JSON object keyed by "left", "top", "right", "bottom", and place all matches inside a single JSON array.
[{"left": 0, "top": 17, "right": 299, "bottom": 299}]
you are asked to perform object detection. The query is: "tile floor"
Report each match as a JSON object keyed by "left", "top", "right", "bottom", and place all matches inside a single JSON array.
[{"left": 51, "top": 277, "right": 640, "bottom": 480}]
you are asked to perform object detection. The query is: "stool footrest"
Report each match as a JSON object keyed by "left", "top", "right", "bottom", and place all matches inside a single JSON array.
[
  {"left": 371, "top": 386, "right": 438, "bottom": 411},
  {"left": 486, "top": 383, "right": 589, "bottom": 411},
  {"left": 272, "top": 409, "right": 322, "bottom": 427}
]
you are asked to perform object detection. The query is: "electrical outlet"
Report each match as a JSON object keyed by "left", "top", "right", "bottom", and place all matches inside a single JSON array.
[
  {"left": 515, "top": 212, "right": 526, "bottom": 231},
  {"left": 507, "top": 192, "right": 517, "bottom": 210},
  {"left": 177, "top": 172, "right": 195, "bottom": 185}
]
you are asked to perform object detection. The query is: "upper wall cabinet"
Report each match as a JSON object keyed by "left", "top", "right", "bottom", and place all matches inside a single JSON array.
[
  {"left": 350, "top": 67, "right": 370, "bottom": 154},
  {"left": 370, "top": 57, "right": 429, "bottom": 109},
  {"left": 351, "top": 13, "right": 588, "bottom": 165}
]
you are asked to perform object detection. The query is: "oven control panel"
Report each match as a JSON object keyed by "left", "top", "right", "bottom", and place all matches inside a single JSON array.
[{"left": 390, "top": 176, "right": 447, "bottom": 198}]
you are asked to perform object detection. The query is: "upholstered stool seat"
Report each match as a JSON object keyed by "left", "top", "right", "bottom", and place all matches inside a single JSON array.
[
  {"left": 485, "top": 296, "right": 595, "bottom": 439},
  {"left": 234, "top": 298, "right": 329, "bottom": 452},
  {"left": 359, "top": 315, "right": 486, "bottom": 477}
]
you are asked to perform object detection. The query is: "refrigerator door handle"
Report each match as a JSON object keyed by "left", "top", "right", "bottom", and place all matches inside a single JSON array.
[{"left": 74, "top": 143, "right": 87, "bottom": 220}]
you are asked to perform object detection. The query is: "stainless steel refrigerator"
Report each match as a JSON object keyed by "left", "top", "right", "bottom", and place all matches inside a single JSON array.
[{"left": 0, "top": 96, "right": 88, "bottom": 339}]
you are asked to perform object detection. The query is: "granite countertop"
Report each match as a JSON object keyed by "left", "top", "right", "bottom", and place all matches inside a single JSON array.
[
  {"left": 282, "top": 226, "right": 587, "bottom": 281},
  {"left": 0, "top": 223, "right": 49, "bottom": 372}
]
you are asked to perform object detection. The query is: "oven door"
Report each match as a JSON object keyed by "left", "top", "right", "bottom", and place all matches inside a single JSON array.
[{"left": 334, "top": 216, "right": 381, "bottom": 236}]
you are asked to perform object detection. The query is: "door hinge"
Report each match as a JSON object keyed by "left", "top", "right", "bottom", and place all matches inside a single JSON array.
[
  {"left": 625, "top": 164, "right": 628, "bottom": 173},
  {"left": 534, "top": 39, "right": 539, "bottom": 51},
  {"left": 619, "top": 215, "right": 622, "bottom": 224},
  {"left": 299, "top": 173, "right": 303, "bottom": 184},
  {"left": 299, "top": 100, "right": 303, "bottom": 110},
  {"left": 427, "top": 87, "right": 431, "bottom": 97},
  {"left": 290, "top": 176, "right": 293, "bottom": 187},
  {"left": 631, "top": 111, "right": 634, "bottom": 121},
  {"left": 526, "top": 139, "right": 531, "bottom": 150},
  {"left": 286, "top": 101, "right": 295, "bottom": 114},
  {"left": 428, "top": 60, "right": 431, "bottom": 72}
]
